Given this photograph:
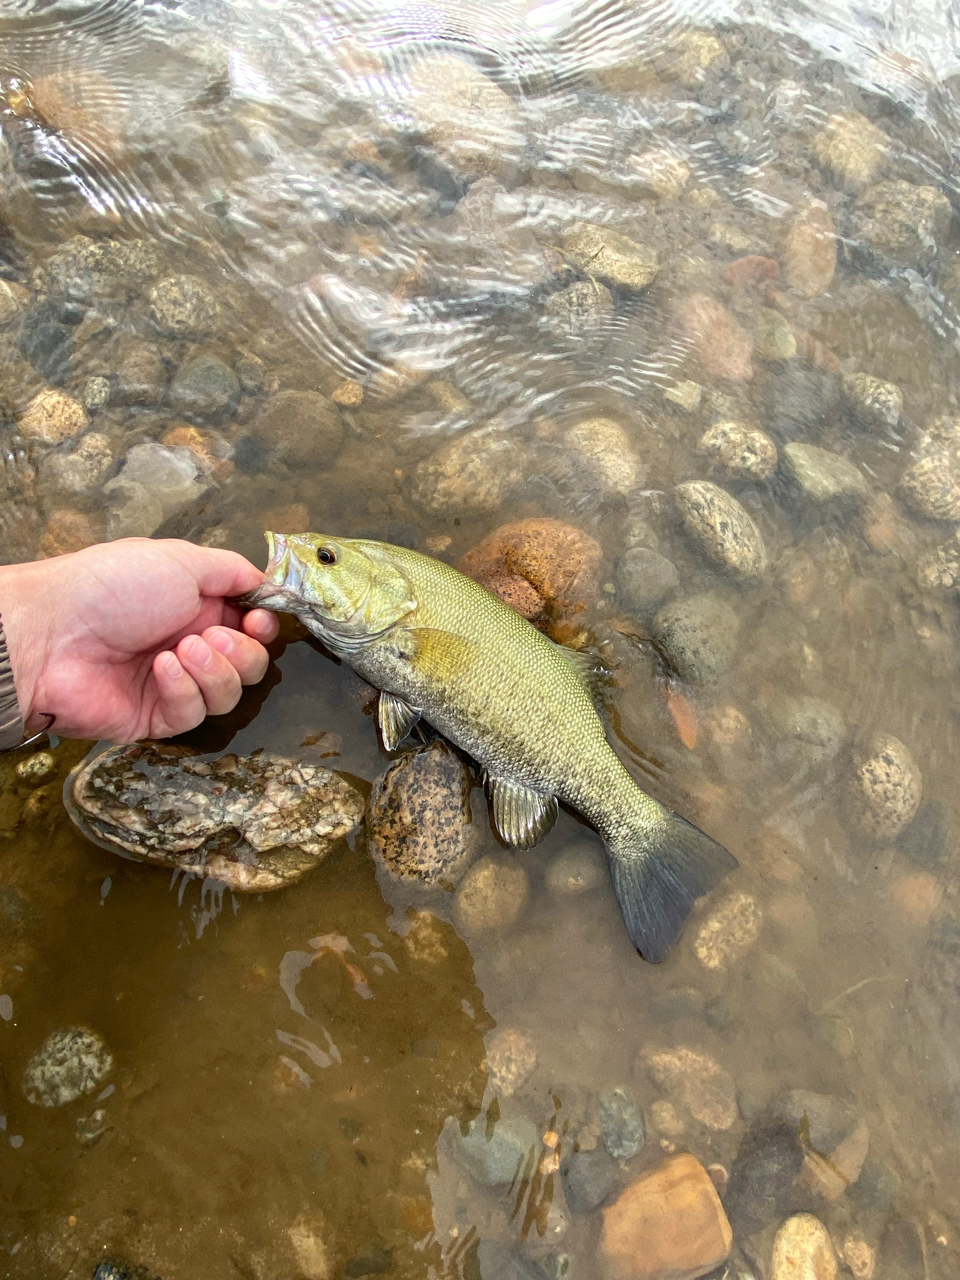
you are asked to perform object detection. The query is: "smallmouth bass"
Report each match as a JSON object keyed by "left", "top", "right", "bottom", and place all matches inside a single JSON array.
[{"left": 247, "top": 531, "right": 736, "bottom": 961}]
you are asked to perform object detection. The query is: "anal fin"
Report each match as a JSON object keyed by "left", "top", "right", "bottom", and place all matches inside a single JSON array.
[
  {"left": 490, "top": 777, "right": 558, "bottom": 850},
  {"left": 378, "top": 691, "right": 421, "bottom": 752}
]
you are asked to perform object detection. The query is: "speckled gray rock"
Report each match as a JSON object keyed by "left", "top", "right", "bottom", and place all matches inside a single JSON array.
[
  {"left": 458, "top": 1114, "right": 540, "bottom": 1186},
  {"left": 544, "top": 842, "right": 607, "bottom": 896},
  {"left": 149, "top": 274, "right": 221, "bottom": 338},
  {"left": 103, "top": 442, "right": 215, "bottom": 539},
  {"left": 22, "top": 1026, "right": 113, "bottom": 1107},
  {"left": 693, "top": 892, "right": 762, "bottom": 970},
  {"left": 38, "top": 432, "right": 113, "bottom": 497},
  {"left": 763, "top": 694, "right": 847, "bottom": 774},
  {"left": 842, "top": 372, "right": 902, "bottom": 431},
  {"left": 115, "top": 342, "right": 167, "bottom": 406},
  {"left": 565, "top": 418, "right": 641, "bottom": 496},
  {"left": 853, "top": 181, "right": 952, "bottom": 270},
  {"left": 616, "top": 547, "right": 680, "bottom": 615},
  {"left": 674, "top": 481, "right": 767, "bottom": 580},
  {"left": 82, "top": 375, "right": 111, "bottom": 414},
  {"left": 752, "top": 308, "right": 797, "bottom": 361},
  {"left": 900, "top": 417, "right": 960, "bottom": 521},
  {"left": 813, "top": 111, "right": 888, "bottom": 192},
  {"left": 411, "top": 429, "right": 525, "bottom": 516},
  {"left": 561, "top": 1144, "right": 620, "bottom": 1214},
  {"left": 168, "top": 352, "right": 240, "bottom": 420},
  {"left": 641, "top": 1045, "right": 738, "bottom": 1130},
  {"left": 453, "top": 856, "right": 530, "bottom": 935},
  {"left": 781, "top": 443, "right": 869, "bottom": 508},
  {"left": 697, "top": 421, "right": 777, "bottom": 481},
  {"left": 651, "top": 592, "right": 741, "bottom": 685},
  {"left": 485, "top": 1028, "right": 538, "bottom": 1098},
  {"left": 560, "top": 224, "right": 658, "bottom": 292},
  {"left": 251, "top": 389, "right": 343, "bottom": 470},
  {"left": 847, "top": 733, "right": 922, "bottom": 842},
  {"left": 367, "top": 741, "right": 478, "bottom": 888},
  {"left": 915, "top": 533, "right": 960, "bottom": 592},
  {"left": 40, "top": 235, "right": 161, "bottom": 303},
  {"left": 599, "top": 1089, "right": 645, "bottom": 1159},
  {"left": 542, "top": 281, "right": 614, "bottom": 339},
  {"left": 66, "top": 741, "right": 364, "bottom": 890}
]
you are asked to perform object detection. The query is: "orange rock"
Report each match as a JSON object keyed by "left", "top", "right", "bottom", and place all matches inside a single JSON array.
[
  {"left": 721, "top": 255, "right": 780, "bottom": 288},
  {"left": 890, "top": 870, "right": 943, "bottom": 926},
  {"left": 459, "top": 518, "right": 602, "bottom": 623},
  {"left": 600, "top": 1153, "right": 733, "bottom": 1280},
  {"left": 261, "top": 502, "right": 311, "bottom": 535},
  {"left": 161, "top": 424, "right": 234, "bottom": 479},
  {"left": 38, "top": 509, "right": 103, "bottom": 557},
  {"left": 667, "top": 686, "right": 699, "bottom": 748},
  {"left": 783, "top": 201, "right": 837, "bottom": 298},
  {"left": 673, "top": 293, "right": 754, "bottom": 382}
]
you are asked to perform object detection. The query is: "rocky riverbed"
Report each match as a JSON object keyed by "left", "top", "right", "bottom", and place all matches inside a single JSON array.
[{"left": 1, "top": 0, "right": 960, "bottom": 1277}]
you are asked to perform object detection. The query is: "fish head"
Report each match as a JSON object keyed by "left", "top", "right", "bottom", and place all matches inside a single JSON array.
[{"left": 248, "top": 531, "right": 417, "bottom": 645}]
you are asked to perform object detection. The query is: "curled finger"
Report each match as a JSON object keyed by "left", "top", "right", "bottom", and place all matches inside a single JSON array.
[
  {"left": 203, "top": 626, "right": 272, "bottom": 686},
  {"left": 176, "top": 634, "right": 243, "bottom": 716},
  {"left": 151, "top": 651, "right": 207, "bottom": 737}
]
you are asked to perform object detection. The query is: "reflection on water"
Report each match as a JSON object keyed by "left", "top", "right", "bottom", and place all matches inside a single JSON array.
[{"left": 2, "top": 0, "right": 960, "bottom": 1275}]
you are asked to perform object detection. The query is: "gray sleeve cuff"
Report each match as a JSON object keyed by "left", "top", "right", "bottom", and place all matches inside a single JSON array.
[{"left": 0, "top": 613, "right": 25, "bottom": 751}]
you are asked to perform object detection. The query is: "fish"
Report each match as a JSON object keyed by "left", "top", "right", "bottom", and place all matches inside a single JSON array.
[{"left": 246, "top": 531, "right": 737, "bottom": 961}]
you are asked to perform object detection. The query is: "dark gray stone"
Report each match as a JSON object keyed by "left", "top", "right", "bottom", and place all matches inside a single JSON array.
[
  {"left": 598, "top": 1088, "right": 644, "bottom": 1159},
  {"left": 724, "top": 1120, "right": 807, "bottom": 1234},
  {"left": 168, "top": 353, "right": 240, "bottom": 420},
  {"left": 758, "top": 365, "right": 841, "bottom": 442},
  {"left": 560, "top": 1143, "right": 619, "bottom": 1213},
  {"left": 651, "top": 592, "right": 741, "bottom": 685},
  {"left": 896, "top": 799, "right": 950, "bottom": 867},
  {"left": 616, "top": 547, "right": 680, "bottom": 615},
  {"left": 846, "top": 1155, "right": 900, "bottom": 1213},
  {"left": 457, "top": 1115, "right": 539, "bottom": 1187},
  {"left": 763, "top": 693, "right": 847, "bottom": 773}
]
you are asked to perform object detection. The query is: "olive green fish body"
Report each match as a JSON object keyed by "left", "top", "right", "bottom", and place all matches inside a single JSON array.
[{"left": 249, "top": 532, "right": 736, "bottom": 961}]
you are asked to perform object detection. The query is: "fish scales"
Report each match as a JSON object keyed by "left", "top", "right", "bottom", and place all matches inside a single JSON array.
[{"left": 247, "top": 532, "right": 737, "bottom": 961}]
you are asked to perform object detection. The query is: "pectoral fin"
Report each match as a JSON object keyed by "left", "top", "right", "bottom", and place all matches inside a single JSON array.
[
  {"left": 378, "top": 691, "right": 421, "bottom": 751},
  {"left": 490, "top": 777, "right": 558, "bottom": 850}
]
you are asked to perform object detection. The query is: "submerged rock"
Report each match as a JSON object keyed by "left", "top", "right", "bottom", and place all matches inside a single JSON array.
[
  {"left": 771, "top": 1213, "right": 838, "bottom": 1280},
  {"left": 560, "top": 223, "right": 658, "bottom": 292},
  {"left": 460, "top": 518, "right": 601, "bottom": 623},
  {"left": 562, "top": 1143, "right": 620, "bottom": 1214},
  {"left": 600, "top": 1153, "right": 732, "bottom": 1280},
  {"left": 38, "top": 432, "right": 113, "bottom": 497},
  {"left": 367, "top": 741, "right": 478, "bottom": 888},
  {"left": 485, "top": 1028, "right": 537, "bottom": 1098},
  {"left": 641, "top": 1046, "right": 738, "bottom": 1130},
  {"left": 899, "top": 417, "right": 960, "bottom": 521},
  {"left": 149, "top": 274, "right": 221, "bottom": 338},
  {"left": 542, "top": 280, "right": 614, "bottom": 338},
  {"left": 782, "top": 201, "right": 836, "bottom": 298},
  {"left": 65, "top": 742, "right": 363, "bottom": 890},
  {"left": 251, "top": 389, "right": 343, "bottom": 470},
  {"left": 18, "top": 389, "right": 88, "bottom": 445},
  {"left": 453, "top": 856, "right": 530, "bottom": 936},
  {"left": 598, "top": 1088, "right": 645, "bottom": 1159},
  {"left": 565, "top": 417, "right": 642, "bottom": 496},
  {"left": 846, "top": 732, "right": 922, "bottom": 842},
  {"left": 168, "top": 351, "right": 240, "bottom": 420},
  {"left": 675, "top": 481, "right": 767, "bottom": 580},
  {"left": 457, "top": 1114, "right": 540, "bottom": 1187},
  {"left": 697, "top": 421, "right": 777, "bottom": 482},
  {"left": 544, "top": 842, "right": 607, "bottom": 895},
  {"left": 103, "top": 442, "right": 217, "bottom": 539},
  {"left": 22, "top": 1026, "right": 113, "bottom": 1107},
  {"left": 853, "top": 180, "right": 952, "bottom": 270},
  {"left": 41, "top": 235, "right": 160, "bottom": 303},
  {"left": 673, "top": 293, "right": 754, "bottom": 382},
  {"left": 651, "top": 592, "right": 741, "bottom": 685},
  {"left": 842, "top": 372, "right": 902, "bottom": 432},
  {"left": 694, "top": 892, "right": 762, "bottom": 970},
  {"left": 781, "top": 443, "right": 869, "bottom": 508},
  {"left": 813, "top": 111, "right": 888, "bottom": 192},
  {"left": 411, "top": 428, "right": 525, "bottom": 516},
  {"left": 616, "top": 546, "right": 680, "bottom": 616}
]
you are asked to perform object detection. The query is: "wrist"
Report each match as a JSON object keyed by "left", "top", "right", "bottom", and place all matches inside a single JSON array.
[{"left": 0, "top": 560, "right": 51, "bottom": 731}]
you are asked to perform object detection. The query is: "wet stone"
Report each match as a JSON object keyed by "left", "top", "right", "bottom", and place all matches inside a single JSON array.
[
  {"left": 813, "top": 111, "right": 888, "bottom": 193},
  {"left": 367, "top": 741, "right": 478, "bottom": 888},
  {"left": 38, "top": 508, "right": 102, "bottom": 558},
  {"left": 115, "top": 342, "right": 167, "bottom": 406},
  {"left": 485, "top": 1028, "right": 537, "bottom": 1098},
  {"left": 641, "top": 1046, "right": 738, "bottom": 1130},
  {"left": 753, "top": 308, "right": 797, "bottom": 361},
  {"left": 457, "top": 1114, "right": 540, "bottom": 1187},
  {"left": 544, "top": 842, "right": 606, "bottom": 896},
  {"left": 899, "top": 417, "right": 960, "bottom": 521},
  {"left": 542, "top": 281, "right": 614, "bottom": 339},
  {"left": 651, "top": 592, "right": 741, "bottom": 686},
  {"left": 781, "top": 443, "right": 869, "bottom": 508},
  {"left": 65, "top": 742, "right": 363, "bottom": 890},
  {"left": 846, "top": 732, "right": 922, "bottom": 842},
  {"left": 895, "top": 798, "right": 951, "bottom": 867},
  {"left": 15, "top": 751, "right": 56, "bottom": 785},
  {"left": 560, "top": 223, "right": 658, "bottom": 292},
  {"left": 853, "top": 181, "right": 952, "bottom": 271},
  {"left": 103, "top": 442, "right": 215, "bottom": 540},
  {"left": 673, "top": 293, "right": 754, "bottom": 382},
  {"left": 460, "top": 518, "right": 601, "bottom": 622},
  {"left": 694, "top": 892, "right": 762, "bottom": 970},
  {"left": 616, "top": 547, "right": 680, "bottom": 616},
  {"left": 40, "top": 235, "right": 161, "bottom": 303},
  {"left": 561, "top": 1144, "right": 620, "bottom": 1214},
  {"left": 22, "top": 1026, "right": 113, "bottom": 1107},
  {"left": 842, "top": 372, "right": 902, "bottom": 432},
  {"left": 168, "top": 351, "right": 241, "bottom": 420},
  {"left": 0, "top": 279, "right": 28, "bottom": 325},
  {"left": 18, "top": 388, "right": 88, "bottom": 445},
  {"left": 763, "top": 694, "right": 847, "bottom": 775},
  {"left": 724, "top": 1120, "right": 807, "bottom": 1234},
  {"left": 772, "top": 1089, "right": 868, "bottom": 1198},
  {"left": 38, "top": 431, "right": 113, "bottom": 497},
  {"left": 598, "top": 1088, "right": 645, "bottom": 1159},
  {"left": 627, "top": 148, "right": 690, "bottom": 200},
  {"left": 251, "top": 389, "right": 344, "bottom": 470},
  {"left": 782, "top": 201, "right": 837, "bottom": 299},
  {"left": 675, "top": 481, "right": 767, "bottom": 580},
  {"left": 412, "top": 430, "right": 525, "bottom": 517},
  {"left": 82, "top": 375, "right": 111, "bottom": 414},
  {"left": 697, "top": 421, "right": 778, "bottom": 482},
  {"left": 564, "top": 417, "right": 641, "bottom": 496},
  {"left": 453, "top": 856, "right": 530, "bottom": 936},
  {"left": 771, "top": 1213, "right": 838, "bottom": 1280},
  {"left": 149, "top": 274, "right": 221, "bottom": 339}
]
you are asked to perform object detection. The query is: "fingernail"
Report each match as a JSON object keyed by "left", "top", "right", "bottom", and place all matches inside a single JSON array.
[
  {"left": 206, "top": 628, "right": 234, "bottom": 656},
  {"left": 162, "top": 652, "right": 185, "bottom": 679},
  {"left": 184, "top": 635, "right": 212, "bottom": 667}
]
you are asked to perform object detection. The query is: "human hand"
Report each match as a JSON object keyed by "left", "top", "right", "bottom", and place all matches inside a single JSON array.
[{"left": 0, "top": 538, "right": 280, "bottom": 742}]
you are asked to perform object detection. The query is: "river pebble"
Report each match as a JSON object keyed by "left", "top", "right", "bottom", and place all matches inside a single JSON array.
[
  {"left": 616, "top": 546, "right": 680, "bottom": 615},
  {"left": 599, "top": 1153, "right": 732, "bottom": 1280},
  {"left": 542, "top": 280, "right": 614, "bottom": 338},
  {"left": 411, "top": 428, "right": 525, "bottom": 516},
  {"left": 103, "top": 441, "right": 216, "bottom": 540},
  {"left": 753, "top": 308, "right": 798, "bottom": 361},
  {"left": 673, "top": 293, "right": 754, "bottom": 382},
  {"left": 812, "top": 111, "right": 888, "bottom": 192},
  {"left": 694, "top": 892, "right": 762, "bottom": 970},
  {"left": 453, "top": 856, "right": 530, "bottom": 936},
  {"left": 485, "top": 1028, "right": 537, "bottom": 1098},
  {"left": 651, "top": 592, "right": 741, "bottom": 685},
  {"left": 771, "top": 1213, "right": 838, "bottom": 1280},
  {"left": 675, "top": 481, "right": 767, "bottom": 580},
  {"left": 598, "top": 1088, "right": 645, "bottom": 1159},
  {"left": 773, "top": 1089, "right": 869, "bottom": 1199},
  {"left": 250, "top": 389, "right": 343, "bottom": 470},
  {"left": 115, "top": 341, "right": 167, "bottom": 406},
  {"left": 459, "top": 517, "right": 601, "bottom": 623},
  {"left": 781, "top": 443, "right": 869, "bottom": 508},
  {"left": 18, "top": 389, "right": 88, "bottom": 445},
  {"left": 544, "top": 842, "right": 606, "bottom": 896},
  {"left": 457, "top": 1114, "right": 540, "bottom": 1187},
  {"left": 560, "top": 223, "right": 658, "bottom": 292},
  {"left": 22, "top": 1026, "right": 113, "bottom": 1107},
  {"left": 367, "top": 741, "right": 478, "bottom": 888},
  {"left": 39, "top": 432, "right": 113, "bottom": 497},
  {"left": 841, "top": 1235, "right": 876, "bottom": 1280},
  {"left": 0, "top": 279, "right": 28, "bottom": 325},
  {"left": 782, "top": 201, "right": 837, "bottom": 298},
  {"left": 842, "top": 372, "right": 902, "bottom": 431},
  {"left": 149, "top": 274, "right": 221, "bottom": 338},
  {"left": 641, "top": 1046, "right": 738, "bottom": 1130},
  {"left": 561, "top": 1143, "right": 620, "bottom": 1214},
  {"left": 41, "top": 235, "right": 160, "bottom": 302},
  {"left": 697, "top": 421, "right": 777, "bottom": 481},
  {"left": 853, "top": 181, "right": 952, "bottom": 270},
  {"left": 763, "top": 693, "right": 847, "bottom": 774},
  {"left": 627, "top": 148, "right": 690, "bottom": 199},
  {"left": 899, "top": 416, "right": 960, "bottom": 521},
  {"left": 564, "top": 417, "right": 641, "bottom": 496},
  {"left": 847, "top": 732, "right": 922, "bottom": 842},
  {"left": 169, "top": 351, "right": 241, "bottom": 420}
]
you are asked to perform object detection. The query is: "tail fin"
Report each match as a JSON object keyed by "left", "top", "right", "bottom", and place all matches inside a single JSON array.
[{"left": 607, "top": 812, "right": 737, "bottom": 963}]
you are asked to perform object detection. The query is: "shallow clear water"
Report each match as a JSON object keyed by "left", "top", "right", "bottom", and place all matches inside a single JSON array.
[{"left": 2, "top": 1, "right": 960, "bottom": 1277}]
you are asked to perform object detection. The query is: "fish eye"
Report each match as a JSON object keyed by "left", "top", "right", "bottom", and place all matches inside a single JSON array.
[{"left": 317, "top": 547, "right": 337, "bottom": 566}]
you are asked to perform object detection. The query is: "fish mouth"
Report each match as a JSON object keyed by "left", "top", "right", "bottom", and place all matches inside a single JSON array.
[{"left": 240, "top": 531, "right": 304, "bottom": 611}]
